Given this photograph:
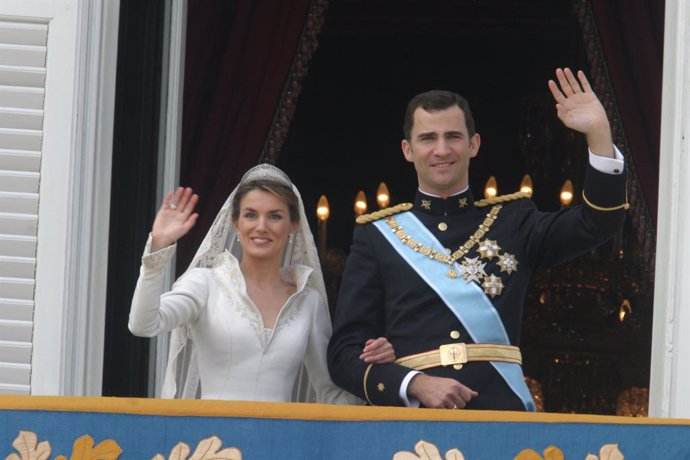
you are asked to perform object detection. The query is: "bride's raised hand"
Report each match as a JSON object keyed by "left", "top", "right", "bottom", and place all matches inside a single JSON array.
[{"left": 150, "top": 187, "right": 199, "bottom": 252}]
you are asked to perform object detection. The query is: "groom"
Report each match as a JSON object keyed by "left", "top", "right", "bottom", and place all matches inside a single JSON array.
[{"left": 327, "top": 68, "right": 627, "bottom": 410}]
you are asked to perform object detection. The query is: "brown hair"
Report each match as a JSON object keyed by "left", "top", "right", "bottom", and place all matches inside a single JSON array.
[
  {"left": 403, "top": 90, "right": 476, "bottom": 141},
  {"left": 231, "top": 179, "right": 300, "bottom": 223}
]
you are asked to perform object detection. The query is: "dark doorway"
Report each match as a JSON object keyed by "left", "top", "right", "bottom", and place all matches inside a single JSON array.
[
  {"left": 103, "top": 0, "right": 166, "bottom": 397},
  {"left": 278, "top": 0, "right": 586, "bottom": 252}
]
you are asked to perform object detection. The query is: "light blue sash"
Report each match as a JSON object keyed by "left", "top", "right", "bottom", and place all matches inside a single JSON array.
[{"left": 374, "top": 212, "right": 535, "bottom": 411}]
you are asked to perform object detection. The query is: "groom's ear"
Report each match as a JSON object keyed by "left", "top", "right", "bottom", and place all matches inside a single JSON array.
[{"left": 468, "top": 133, "right": 481, "bottom": 158}]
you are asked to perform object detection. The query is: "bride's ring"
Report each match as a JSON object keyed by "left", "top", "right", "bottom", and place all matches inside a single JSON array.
[{"left": 168, "top": 203, "right": 177, "bottom": 210}]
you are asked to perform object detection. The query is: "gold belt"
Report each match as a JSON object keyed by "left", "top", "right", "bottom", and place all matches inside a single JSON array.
[{"left": 395, "top": 343, "right": 522, "bottom": 370}]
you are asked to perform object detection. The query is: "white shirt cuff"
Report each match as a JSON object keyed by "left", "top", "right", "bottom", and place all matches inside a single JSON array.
[
  {"left": 399, "top": 371, "right": 422, "bottom": 407},
  {"left": 589, "top": 145, "right": 624, "bottom": 174}
]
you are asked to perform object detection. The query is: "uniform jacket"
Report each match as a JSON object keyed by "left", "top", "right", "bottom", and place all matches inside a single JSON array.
[{"left": 327, "top": 164, "right": 627, "bottom": 410}]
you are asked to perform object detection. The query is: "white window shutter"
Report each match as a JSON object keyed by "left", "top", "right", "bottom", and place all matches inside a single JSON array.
[{"left": 0, "top": 19, "right": 47, "bottom": 395}]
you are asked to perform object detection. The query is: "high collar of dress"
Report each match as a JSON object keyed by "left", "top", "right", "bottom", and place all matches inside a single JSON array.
[
  {"left": 414, "top": 188, "right": 475, "bottom": 216},
  {"left": 219, "top": 250, "right": 314, "bottom": 293}
]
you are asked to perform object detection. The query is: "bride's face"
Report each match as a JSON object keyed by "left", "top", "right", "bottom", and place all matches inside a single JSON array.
[{"left": 235, "top": 189, "right": 297, "bottom": 262}]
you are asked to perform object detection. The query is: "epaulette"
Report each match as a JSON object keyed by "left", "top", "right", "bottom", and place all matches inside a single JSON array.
[
  {"left": 474, "top": 191, "right": 531, "bottom": 208},
  {"left": 356, "top": 203, "right": 413, "bottom": 224}
]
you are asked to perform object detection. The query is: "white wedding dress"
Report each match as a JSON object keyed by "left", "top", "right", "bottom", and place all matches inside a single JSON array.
[{"left": 129, "top": 236, "right": 355, "bottom": 404}]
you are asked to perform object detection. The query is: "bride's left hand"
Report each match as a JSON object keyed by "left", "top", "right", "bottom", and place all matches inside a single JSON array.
[{"left": 359, "top": 337, "right": 396, "bottom": 364}]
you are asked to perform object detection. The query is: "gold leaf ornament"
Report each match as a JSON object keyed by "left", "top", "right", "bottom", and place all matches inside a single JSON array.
[
  {"left": 585, "top": 444, "right": 624, "bottom": 460},
  {"left": 55, "top": 434, "right": 122, "bottom": 460},
  {"left": 393, "top": 440, "right": 465, "bottom": 460},
  {"left": 514, "top": 445, "right": 564, "bottom": 460},
  {"left": 6, "top": 431, "right": 51, "bottom": 460}
]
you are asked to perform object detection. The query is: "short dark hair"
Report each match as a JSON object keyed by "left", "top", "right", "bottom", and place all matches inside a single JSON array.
[
  {"left": 231, "top": 179, "right": 300, "bottom": 223},
  {"left": 403, "top": 90, "right": 476, "bottom": 141}
]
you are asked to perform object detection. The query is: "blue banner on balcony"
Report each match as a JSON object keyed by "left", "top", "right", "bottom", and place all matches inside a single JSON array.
[{"left": 1, "top": 396, "right": 690, "bottom": 459}]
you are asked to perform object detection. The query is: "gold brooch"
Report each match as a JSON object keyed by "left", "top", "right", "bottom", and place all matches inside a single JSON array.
[
  {"left": 482, "top": 274, "right": 504, "bottom": 297},
  {"left": 497, "top": 253, "right": 519, "bottom": 274},
  {"left": 478, "top": 239, "right": 501, "bottom": 260}
]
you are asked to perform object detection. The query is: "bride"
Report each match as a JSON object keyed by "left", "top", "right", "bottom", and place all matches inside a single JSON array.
[{"left": 129, "top": 164, "right": 393, "bottom": 402}]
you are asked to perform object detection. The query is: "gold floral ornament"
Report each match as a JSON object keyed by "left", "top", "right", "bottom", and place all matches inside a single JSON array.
[
  {"left": 6, "top": 431, "right": 51, "bottom": 460},
  {"left": 393, "top": 440, "right": 464, "bottom": 460},
  {"left": 5, "top": 431, "right": 122, "bottom": 460},
  {"left": 514, "top": 446, "right": 564, "bottom": 460},
  {"left": 514, "top": 444, "right": 624, "bottom": 460},
  {"left": 151, "top": 435, "right": 242, "bottom": 460},
  {"left": 585, "top": 444, "right": 624, "bottom": 460},
  {"left": 55, "top": 434, "right": 122, "bottom": 460}
]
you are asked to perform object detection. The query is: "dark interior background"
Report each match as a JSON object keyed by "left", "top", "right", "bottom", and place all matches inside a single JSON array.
[{"left": 279, "top": 0, "right": 586, "bottom": 252}]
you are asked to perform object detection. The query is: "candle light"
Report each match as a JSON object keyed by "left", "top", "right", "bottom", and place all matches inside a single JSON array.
[
  {"left": 354, "top": 190, "right": 367, "bottom": 216},
  {"left": 376, "top": 182, "right": 390, "bottom": 208},
  {"left": 520, "top": 174, "right": 533, "bottom": 197},
  {"left": 618, "top": 299, "right": 632, "bottom": 322},
  {"left": 484, "top": 176, "right": 497, "bottom": 199},
  {"left": 316, "top": 195, "right": 329, "bottom": 257},
  {"left": 560, "top": 179, "right": 573, "bottom": 207}
]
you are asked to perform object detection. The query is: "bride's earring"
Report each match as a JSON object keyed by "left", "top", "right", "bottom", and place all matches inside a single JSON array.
[
  {"left": 288, "top": 234, "right": 294, "bottom": 245},
  {"left": 236, "top": 232, "right": 241, "bottom": 242}
]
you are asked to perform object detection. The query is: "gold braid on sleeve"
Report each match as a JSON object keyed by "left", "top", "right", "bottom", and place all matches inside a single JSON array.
[
  {"left": 363, "top": 363, "right": 375, "bottom": 405},
  {"left": 581, "top": 190, "right": 630, "bottom": 211}
]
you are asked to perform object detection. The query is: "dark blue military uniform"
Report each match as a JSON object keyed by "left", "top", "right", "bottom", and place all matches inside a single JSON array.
[{"left": 327, "top": 163, "right": 627, "bottom": 410}]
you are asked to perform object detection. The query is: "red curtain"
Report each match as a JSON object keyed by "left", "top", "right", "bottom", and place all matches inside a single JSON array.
[
  {"left": 177, "top": 0, "right": 313, "bottom": 271},
  {"left": 589, "top": 0, "right": 664, "bottom": 223}
]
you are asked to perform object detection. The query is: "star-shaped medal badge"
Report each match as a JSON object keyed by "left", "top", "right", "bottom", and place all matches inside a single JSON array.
[
  {"left": 497, "top": 252, "right": 519, "bottom": 274},
  {"left": 478, "top": 239, "right": 501, "bottom": 260},
  {"left": 482, "top": 274, "right": 504, "bottom": 298},
  {"left": 459, "top": 256, "right": 487, "bottom": 283}
]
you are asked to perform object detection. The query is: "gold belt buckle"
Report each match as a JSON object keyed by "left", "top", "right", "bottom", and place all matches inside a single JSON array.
[{"left": 439, "top": 343, "right": 468, "bottom": 369}]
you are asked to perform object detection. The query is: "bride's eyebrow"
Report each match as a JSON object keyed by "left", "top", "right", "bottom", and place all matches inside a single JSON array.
[{"left": 241, "top": 207, "right": 286, "bottom": 214}]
